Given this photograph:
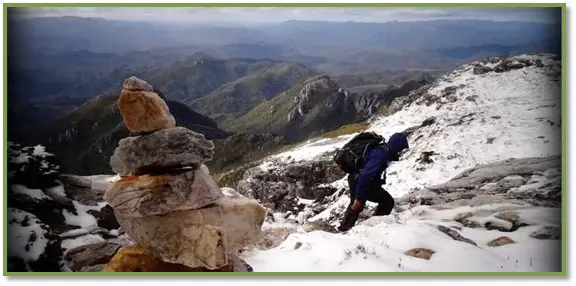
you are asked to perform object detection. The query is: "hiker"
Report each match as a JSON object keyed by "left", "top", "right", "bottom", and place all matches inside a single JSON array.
[{"left": 334, "top": 132, "right": 409, "bottom": 232}]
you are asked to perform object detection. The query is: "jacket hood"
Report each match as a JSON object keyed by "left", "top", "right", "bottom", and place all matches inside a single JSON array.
[{"left": 387, "top": 133, "right": 409, "bottom": 160}]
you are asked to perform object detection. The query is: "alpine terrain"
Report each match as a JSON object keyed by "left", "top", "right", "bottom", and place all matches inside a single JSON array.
[{"left": 7, "top": 53, "right": 562, "bottom": 272}]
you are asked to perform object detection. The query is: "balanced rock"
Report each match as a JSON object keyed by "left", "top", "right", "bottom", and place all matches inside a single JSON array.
[
  {"left": 104, "top": 167, "right": 223, "bottom": 218},
  {"left": 117, "top": 77, "right": 175, "bottom": 133},
  {"left": 109, "top": 127, "right": 214, "bottom": 176},
  {"left": 115, "top": 197, "right": 266, "bottom": 270}
]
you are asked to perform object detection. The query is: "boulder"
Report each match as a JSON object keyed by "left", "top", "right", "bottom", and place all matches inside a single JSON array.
[
  {"left": 104, "top": 168, "right": 223, "bottom": 218},
  {"left": 63, "top": 242, "right": 121, "bottom": 271},
  {"left": 109, "top": 127, "right": 214, "bottom": 176},
  {"left": 405, "top": 248, "right": 435, "bottom": 260},
  {"left": 436, "top": 225, "right": 477, "bottom": 246},
  {"left": 116, "top": 197, "right": 266, "bottom": 269},
  {"left": 529, "top": 226, "right": 561, "bottom": 240},
  {"left": 103, "top": 245, "right": 234, "bottom": 272},
  {"left": 86, "top": 205, "right": 120, "bottom": 230},
  {"left": 487, "top": 236, "right": 516, "bottom": 247},
  {"left": 118, "top": 89, "right": 176, "bottom": 133}
]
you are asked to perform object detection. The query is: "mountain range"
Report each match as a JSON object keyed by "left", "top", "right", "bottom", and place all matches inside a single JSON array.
[{"left": 6, "top": 15, "right": 562, "bottom": 175}]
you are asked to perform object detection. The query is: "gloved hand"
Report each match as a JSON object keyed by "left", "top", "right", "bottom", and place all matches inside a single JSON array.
[{"left": 351, "top": 199, "right": 363, "bottom": 211}]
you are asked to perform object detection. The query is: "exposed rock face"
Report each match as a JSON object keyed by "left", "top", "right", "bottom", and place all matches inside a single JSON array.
[
  {"left": 104, "top": 168, "right": 223, "bottom": 218},
  {"left": 237, "top": 158, "right": 345, "bottom": 212},
  {"left": 352, "top": 79, "right": 432, "bottom": 120},
  {"left": 87, "top": 205, "right": 120, "bottom": 230},
  {"left": 63, "top": 242, "right": 121, "bottom": 271},
  {"left": 436, "top": 225, "right": 478, "bottom": 246},
  {"left": 289, "top": 75, "right": 341, "bottom": 121},
  {"left": 109, "top": 127, "right": 215, "bottom": 176},
  {"left": 400, "top": 156, "right": 562, "bottom": 209},
  {"left": 117, "top": 76, "right": 175, "bottom": 133}
]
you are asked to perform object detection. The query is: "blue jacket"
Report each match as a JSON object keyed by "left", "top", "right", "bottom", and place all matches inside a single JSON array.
[{"left": 355, "top": 133, "right": 409, "bottom": 201}]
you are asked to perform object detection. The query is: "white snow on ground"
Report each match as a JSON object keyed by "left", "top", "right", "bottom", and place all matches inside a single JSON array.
[
  {"left": 269, "top": 135, "right": 356, "bottom": 162},
  {"left": 11, "top": 185, "right": 52, "bottom": 201},
  {"left": 59, "top": 228, "right": 90, "bottom": 239},
  {"left": 45, "top": 184, "right": 67, "bottom": 198},
  {"left": 32, "top": 145, "right": 54, "bottom": 157},
  {"left": 369, "top": 54, "right": 561, "bottom": 197},
  {"left": 61, "top": 234, "right": 106, "bottom": 252},
  {"left": 62, "top": 201, "right": 107, "bottom": 228},
  {"left": 242, "top": 54, "right": 562, "bottom": 272},
  {"left": 7, "top": 208, "right": 49, "bottom": 262},
  {"left": 243, "top": 204, "right": 561, "bottom": 272},
  {"left": 11, "top": 154, "right": 31, "bottom": 164}
]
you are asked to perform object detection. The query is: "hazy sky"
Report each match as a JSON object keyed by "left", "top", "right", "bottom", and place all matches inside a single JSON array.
[{"left": 12, "top": 7, "right": 560, "bottom": 24}]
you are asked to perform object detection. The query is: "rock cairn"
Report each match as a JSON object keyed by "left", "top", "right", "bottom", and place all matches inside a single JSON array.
[{"left": 103, "top": 76, "right": 266, "bottom": 272}]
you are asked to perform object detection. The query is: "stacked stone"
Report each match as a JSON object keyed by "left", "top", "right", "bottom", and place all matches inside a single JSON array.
[{"left": 103, "top": 76, "right": 265, "bottom": 272}]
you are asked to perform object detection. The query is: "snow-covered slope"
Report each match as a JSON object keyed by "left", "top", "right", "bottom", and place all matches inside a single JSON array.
[{"left": 237, "top": 54, "right": 562, "bottom": 272}]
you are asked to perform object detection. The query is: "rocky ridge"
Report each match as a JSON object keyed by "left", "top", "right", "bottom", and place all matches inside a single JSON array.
[{"left": 231, "top": 54, "right": 562, "bottom": 271}]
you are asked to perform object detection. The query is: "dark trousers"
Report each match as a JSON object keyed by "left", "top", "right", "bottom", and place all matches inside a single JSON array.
[{"left": 337, "top": 173, "right": 395, "bottom": 231}]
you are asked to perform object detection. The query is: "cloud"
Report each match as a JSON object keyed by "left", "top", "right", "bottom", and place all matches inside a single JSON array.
[{"left": 9, "top": 7, "right": 561, "bottom": 24}]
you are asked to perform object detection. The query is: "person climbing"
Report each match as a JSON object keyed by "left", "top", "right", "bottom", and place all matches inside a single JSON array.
[{"left": 333, "top": 132, "right": 409, "bottom": 232}]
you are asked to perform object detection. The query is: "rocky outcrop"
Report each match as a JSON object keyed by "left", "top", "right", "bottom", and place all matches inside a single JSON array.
[
  {"left": 237, "top": 157, "right": 345, "bottom": 212},
  {"left": 288, "top": 75, "right": 342, "bottom": 121},
  {"left": 472, "top": 57, "right": 535, "bottom": 75},
  {"left": 104, "top": 80, "right": 266, "bottom": 272},
  {"left": 399, "top": 156, "right": 561, "bottom": 209},
  {"left": 117, "top": 77, "right": 175, "bottom": 133},
  {"left": 351, "top": 78, "right": 433, "bottom": 119}
]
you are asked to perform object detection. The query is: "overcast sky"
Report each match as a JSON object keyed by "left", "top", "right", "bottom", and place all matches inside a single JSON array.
[{"left": 11, "top": 7, "right": 561, "bottom": 24}]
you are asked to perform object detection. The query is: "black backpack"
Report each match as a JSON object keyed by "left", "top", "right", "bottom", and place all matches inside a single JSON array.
[{"left": 333, "top": 132, "right": 387, "bottom": 173}]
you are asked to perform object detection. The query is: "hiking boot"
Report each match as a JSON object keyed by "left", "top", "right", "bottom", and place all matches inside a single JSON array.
[
  {"left": 372, "top": 203, "right": 393, "bottom": 216},
  {"left": 337, "top": 209, "right": 360, "bottom": 232}
]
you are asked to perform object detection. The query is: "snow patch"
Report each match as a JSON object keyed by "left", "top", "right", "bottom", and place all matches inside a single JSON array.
[
  {"left": 8, "top": 208, "right": 49, "bottom": 262},
  {"left": 32, "top": 145, "right": 53, "bottom": 157},
  {"left": 62, "top": 201, "right": 107, "bottom": 228},
  {"left": 11, "top": 154, "right": 31, "bottom": 164},
  {"left": 61, "top": 235, "right": 106, "bottom": 252},
  {"left": 11, "top": 185, "right": 52, "bottom": 201},
  {"left": 45, "top": 185, "right": 67, "bottom": 198}
]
